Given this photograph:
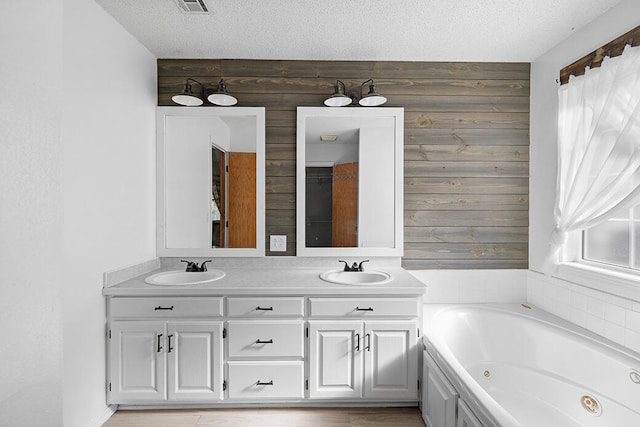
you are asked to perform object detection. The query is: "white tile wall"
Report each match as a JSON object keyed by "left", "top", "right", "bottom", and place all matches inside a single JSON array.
[
  {"left": 410, "top": 270, "right": 528, "bottom": 304},
  {"left": 528, "top": 270, "right": 640, "bottom": 355},
  {"left": 414, "top": 268, "right": 640, "bottom": 355}
]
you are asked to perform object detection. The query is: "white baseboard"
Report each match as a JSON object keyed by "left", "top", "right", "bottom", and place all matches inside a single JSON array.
[{"left": 89, "top": 405, "right": 117, "bottom": 427}]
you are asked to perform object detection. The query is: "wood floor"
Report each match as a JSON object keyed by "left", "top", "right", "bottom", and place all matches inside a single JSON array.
[{"left": 102, "top": 407, "right": 427, "bottom": 427}]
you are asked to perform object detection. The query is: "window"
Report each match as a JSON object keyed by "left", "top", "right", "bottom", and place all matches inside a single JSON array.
[
  {"left": 582, "top": 204, "right": 639, "bottom": 272},
  {"left": 549, "top": 43, "right": 640, "bottom": 278}
]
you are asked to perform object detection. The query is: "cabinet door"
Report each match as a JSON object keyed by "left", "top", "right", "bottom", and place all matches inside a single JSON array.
[
  {"left": 364, "top": 321, "right": 418, "bottom": 400},
  {"left": 423, "top": 350, "right": 458, "bottom": 427},
  {"left": 457, "top": 398, "right": 483, "bottom": 427},
  {"left": 167, "top": 322, "right": 223, "bottom": 401},
  {"left": 109, "top": 321, "right": 166, "bottom": 403},
  {"left": 308, "top": 321, "right": 363, "bottom": 399}
]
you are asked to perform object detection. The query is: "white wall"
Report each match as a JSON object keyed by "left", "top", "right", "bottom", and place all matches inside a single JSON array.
[
  {"left": 1, "top": 2, "right": 156, "bottom": 424},
  {"left": 529, "top": 0, "right": 640, "bottom": 351},
  {"left": 0, "top": 1, "right": 64, "bottom": 426},
  {"left": 62, "top": 0, "right": 157, "bottom": 426}
]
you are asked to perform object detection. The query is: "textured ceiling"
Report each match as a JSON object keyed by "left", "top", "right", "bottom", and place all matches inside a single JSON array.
[{"left": 94, "top": 0, "right": 621, "bottom": 62}]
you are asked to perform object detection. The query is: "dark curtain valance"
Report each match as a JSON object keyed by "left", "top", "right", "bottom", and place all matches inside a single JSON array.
[{"left": 559, "top": 25, "right": 640, "bottom": 85}]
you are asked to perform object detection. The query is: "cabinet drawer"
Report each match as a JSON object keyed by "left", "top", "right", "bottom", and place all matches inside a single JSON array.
[
  {"left": 227, "top": 361, "right": 304, "bottom": 400},
  {"left": 227, "top": 297, "right": 304, "bottom": 317},
  {"left": 227, "top": 321, "right": 304, "bottom": 358},
  {"left": 109, "top": 297, "right": 223, "bottom": 318},
  {"left": 309, "top": 297, "right": 418, "bottom": 317}
]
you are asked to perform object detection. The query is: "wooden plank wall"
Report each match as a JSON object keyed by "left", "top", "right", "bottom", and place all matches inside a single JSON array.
[{"left": 157, "top": 59, "right": 530, "bottom": 269}]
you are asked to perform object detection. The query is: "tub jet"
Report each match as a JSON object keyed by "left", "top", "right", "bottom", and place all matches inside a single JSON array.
[{"left": 581, "top": 395, "right": 602, "bottom": 416}]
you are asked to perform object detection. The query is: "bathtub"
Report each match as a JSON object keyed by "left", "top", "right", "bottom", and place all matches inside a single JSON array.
[{"left": 423, "top": 304, "right": 640, "bottom": 427}]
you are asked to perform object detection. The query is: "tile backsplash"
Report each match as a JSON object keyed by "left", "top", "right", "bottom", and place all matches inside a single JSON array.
[
  {"left": 528, "top": 270, "right": 640, "bottom": 355},
  {"left": 411, "top": 269, "right": 527, "bottom": 303}
]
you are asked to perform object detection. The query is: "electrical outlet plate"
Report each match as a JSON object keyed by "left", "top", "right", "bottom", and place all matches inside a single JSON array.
[{"left": 270, "top": 235, "right": 287, "bottom": 252}]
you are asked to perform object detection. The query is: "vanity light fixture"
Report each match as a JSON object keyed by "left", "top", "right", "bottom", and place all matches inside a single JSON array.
[
  {"left": 172, "top": 78, "right": 205, "bottom": 106},
  {"left": 324, "top": 80, "right": 352, "bottom": 107},
  {"left": 172, "top": 77, "right": 238, "bottom": 106},
  {"left": 358, "top": 79, "right": 387, "bottom": 107},
  {"left": 207, "top": 79, "right": 238, "bottom": 106},
  {"left": 323, "top": 78, "right": 387, "bottom": 107}
]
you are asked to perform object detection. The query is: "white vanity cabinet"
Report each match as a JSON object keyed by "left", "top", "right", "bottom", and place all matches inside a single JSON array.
[
  {"left": 226, "top": 297, "right": 305, "bottom": 401},
  {"left": 107, "top": 297, "right": 224, "bottom": 404},
  {"left": 308, "top": 297, "right": 419, "bottom": 401},
  {"left": 105, "top": 287, "right": 424, "bottom": 407}
]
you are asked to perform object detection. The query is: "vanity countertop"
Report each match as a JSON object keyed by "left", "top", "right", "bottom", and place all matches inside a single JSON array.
[{"left": 102, "top": 266, "right": 426, "bottom": 297}]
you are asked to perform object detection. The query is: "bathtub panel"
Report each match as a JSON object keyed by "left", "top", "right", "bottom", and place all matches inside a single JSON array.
[
  {"left": 457, "top": 399, "right": 483, "bottom": 427},
  {"left": 423, "top": 350, "right": 458, "bottom": 427}
]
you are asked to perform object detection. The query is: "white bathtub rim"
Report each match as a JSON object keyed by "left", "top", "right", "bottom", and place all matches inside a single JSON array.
[
  {"left": 424, "top": 303, "right": 640, "bottom": 366},
  {"left": 423, "top": 303, "right": 640, "bottom": 427}
]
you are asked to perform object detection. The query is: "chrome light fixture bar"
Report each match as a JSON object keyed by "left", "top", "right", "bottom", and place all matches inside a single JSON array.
[
  {"left": 172, "top": 77, "right": 238, "bottom": 106},
  {"left": 324, "top": 78, "right": 387, "bottom": 107}
]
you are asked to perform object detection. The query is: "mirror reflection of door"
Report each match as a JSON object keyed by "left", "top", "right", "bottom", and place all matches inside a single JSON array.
[
  {"left": 305, "top": 167, "right": 333, "bottom": 247},
  {"left": 332, "top": 162, "right": 358, "bottom": 247},
  {"left": 305, "top": 163, "right": 358, "bottom": 247},
  {"left": 211, "top": 146, "right": 226, "bottom": 248},
  {"left": 228, "top": 152, "right": 256, "bottom": 248},
  {"left": 211, "top": 147, "right": 256, "bottom": 249}
]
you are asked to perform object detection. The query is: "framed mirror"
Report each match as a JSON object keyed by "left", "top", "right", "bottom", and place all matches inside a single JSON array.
[
  {"left": 296, "top": 107, "right": 404, "bottom": 257},
  {"left": 156, "top": 107, "right": 265, "bottom": 257}
]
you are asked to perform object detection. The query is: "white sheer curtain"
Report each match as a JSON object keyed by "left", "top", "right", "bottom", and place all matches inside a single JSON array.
[{"left": 547, "top": 44, "right": 640, "bottom": 267}]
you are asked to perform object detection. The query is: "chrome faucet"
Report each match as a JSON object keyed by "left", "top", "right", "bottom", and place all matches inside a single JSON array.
[
  {"left": 338, "top": 260, "right": 370, "bottom": 272},
  {"left": 181, "top": 260, "right": 212, "bottom": 272}
]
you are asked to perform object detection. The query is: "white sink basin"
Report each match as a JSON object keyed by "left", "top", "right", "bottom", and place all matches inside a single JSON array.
[
  {"left": 145, "top": 269, "right": 226, "bottom": 286},
  {"left": 319, "top": 269, "right": 392, "bottom": 285}
]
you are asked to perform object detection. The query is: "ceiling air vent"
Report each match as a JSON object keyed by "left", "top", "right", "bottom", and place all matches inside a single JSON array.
[{"left": 174, "top": 0, "right": 210, "bottom": 14}]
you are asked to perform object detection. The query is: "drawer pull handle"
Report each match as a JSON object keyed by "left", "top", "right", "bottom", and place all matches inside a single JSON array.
[
  {"left": 154, "top": 305, "right": 174, "bottom": 311},
  {"left": 355, "top": 333, "right": 360, "bottom": 351},
  {"left": 157, "top": 334, "right": 163, "bottom": 353},
  {"left": 256, "top": 339, "right": 274, "bottom": 344},
  {"left": 256, "top": 306, "right": 274, "bottom": 311},
  {"left": 355, "top": 307, "right": 374, "bottom": 312},
  {"left": 255, "top": 380, "right": 274, "bottom": 386},
  {"left": 167, "top": 334, "right": 174, "bottom": 353}
]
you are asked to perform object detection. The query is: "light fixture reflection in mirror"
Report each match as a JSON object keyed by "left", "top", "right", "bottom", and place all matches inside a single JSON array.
[{"left": 296, "top": 107, "right": 404, "bottom": 257}]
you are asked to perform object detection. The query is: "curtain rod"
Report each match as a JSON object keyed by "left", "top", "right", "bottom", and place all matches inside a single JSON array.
[{"left": 559, "top": 25, "right": 640, "bottom": 85}]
